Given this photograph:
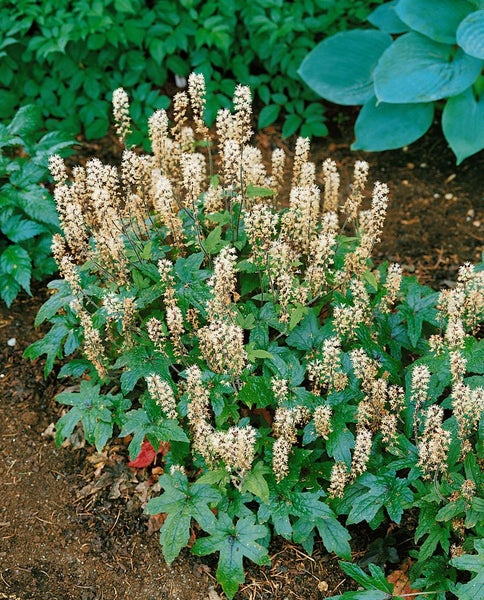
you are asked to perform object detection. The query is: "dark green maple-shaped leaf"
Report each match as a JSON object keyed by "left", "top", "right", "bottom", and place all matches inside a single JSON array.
[
  {"left": 397, "top": 280, "right": 439, "bottom": 347},
  {"left": 113, "top": 346, "right": 171, "bottom": 393},
  {"left": 145, "top": 471, "right": 221, "bottom": 565},
  {"left": 192, "top": 511, "right": 270, "bottom": 600},
  {"left": 54, "top": 380, "right": 130, "bottom": 451},
  {"left": 119, "top": 407, "right": 188, "bottom": 459},
  {"left": 259, "top": 485, "right": 351, "bottom": 558},
  {"left": 343, "top": 473, "right": 413, "bottom": 525},
  {"left": 286, "top": 310, "right": 326, "bottom": 351},
  {"left": 450, "top": 539, "right": 484, "bottom": 600},
  {"left": 23, "top": 318, "right": 71, "bottom": 377},
  {"left": 339, "top": 562, "right": 393, "bottom": 593}
]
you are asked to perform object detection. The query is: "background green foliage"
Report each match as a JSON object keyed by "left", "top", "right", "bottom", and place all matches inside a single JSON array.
[
  {"left": 1, "top": 0, "right": 384, "bottom": 143},
  {"left": 299, "top": 0, "right": 484, "bottom": 163},
  {"left": 0, "top": 106, "right": 72, "bottom": 306}
]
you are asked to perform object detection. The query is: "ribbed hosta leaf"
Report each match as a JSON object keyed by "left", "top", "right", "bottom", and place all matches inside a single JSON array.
[
  {"left": 352, "top": 96, "right": 434, "bottom": 151},
  {"left": 396, "top": 0, "right": 474, "bottom": 44},
  {"left": 374, "top": 32, "right": 482, "bottom": 103},
  {"left": 367, "top": 1, "right": 409, "bottom": 34},
  {"left": 457, "top": 10, "right": 484, "bottom": 58},
  {"left": 298, "top": 30, "right": 392, "bottom": 105},
  {"left": 442, "top": 87, "right": 484, "bottom": 163}
]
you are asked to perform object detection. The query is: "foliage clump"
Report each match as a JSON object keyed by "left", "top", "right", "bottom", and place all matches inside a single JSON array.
[
  {"left": 0, "top": 105, "right": 72, "bottom": 306},
  {"left": 299, "top": 0, "right": 484, "bottom": 163},
  {"left": 0, "top": 0, "right": 385, "bottom": 142},
  {"left": 27, "top": 74, "right": 483, "bottom": 599}
]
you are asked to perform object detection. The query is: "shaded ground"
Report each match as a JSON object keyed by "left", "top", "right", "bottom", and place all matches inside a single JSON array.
[{"left": 1, "top": 113, "right": 482, "bottom": 599}]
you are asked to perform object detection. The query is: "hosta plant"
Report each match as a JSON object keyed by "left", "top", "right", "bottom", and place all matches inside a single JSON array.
[
  {"left": 0, "top": 105, "right": 72, "bottom": 306},
  {"left": 299, "top": 0, "right": 484, "bottom": 163},
  {"left": 26, "top": 76, "right": 484, "bottom": 599}
]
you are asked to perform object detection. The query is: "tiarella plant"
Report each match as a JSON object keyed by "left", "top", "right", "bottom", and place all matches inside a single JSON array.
[
  {"left": 299, "top": 0, "right": 484, "bottom": 163},
  {"left": 0, "top": 105, "right": 72, "bottom": 306},
  {"left": 26, "top": 76, "right": 483, "bottom": 599}
]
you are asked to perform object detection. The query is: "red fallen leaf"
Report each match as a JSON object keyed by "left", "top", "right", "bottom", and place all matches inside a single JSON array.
[
  {"left": 127, "top": 441, "right": 157, "bottom": 468},
  {"left": 127, "top": 440, "right": 172, "bottom": 468}
]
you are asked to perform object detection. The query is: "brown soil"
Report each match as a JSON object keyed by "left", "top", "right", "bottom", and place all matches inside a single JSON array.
[{"left": 1, "top": 113, "right": 482, "bottom": 600}]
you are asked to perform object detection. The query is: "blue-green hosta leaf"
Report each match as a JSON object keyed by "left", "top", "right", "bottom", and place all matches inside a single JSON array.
[
  {"left": 368, "top": 1, "right": 409, "bottom": 34},
  {"left": 146, "top": 471, "right": 222, "bottom": 565},
  {"left": 396, "top": 0, "right": 475, "bottom": 44},
  {"left": 352, "top": 96, "right": 434, "bottom": 151},
  {"left": 442, "top": 87, "right": 484, "bottom": 163},
  {"left": 192, "top": 512, "right": 270, "bottom": 600},
  {"left": 457, "top": 10, "right": 484, "bottom": 58},
  {"left": 374, "top": 32, "right": 483, "bottom": 103},
  {"left": 298, "top": 30, "right": 392, "bottom": 106}
]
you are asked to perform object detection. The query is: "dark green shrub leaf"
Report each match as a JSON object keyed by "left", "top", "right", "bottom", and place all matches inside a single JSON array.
[
  {"left": 326, "top": 592, "right": 390, "bottom": 600},
  {"left": 7, "top": 105, "right": 43, "bottom": 136},
  {"left": 396, "top": 0, "right": 474, "bottom": 44},
  {"left": 286, "top": 311, "right": 324, "bottom": 351},
  {"left": 0, "top": 275, "right": 20, "bottom": 308},
  {"left": 298, "top": 30, "right": 392, "bottom": 106},
  {"left": 442, "top": 87, "right": 484, "bottom": 164},
  {"left": 55, "top": 381, "right": 124, "bottom": 451},
  {"left": 281, "top": 113, "right": 303, "bottom": 138},
  {"left": 352, "top": 96, "right": 434, "bottom": 151},
  {"left": 339, "top": 561, "right": 393, "bottom": 593},
  {"left": 0, "top": 215, "right": 46, "bottom": 242},
  {"left": 257, "top": 104, "right": 281, "bottom": 129},
  {"left": 34, "top": 131, "right": 75, "bottom": 163},
  {"left": 0, "top": 244, "right": 31, "bottom": 292},
  {"left": 457, "top": 10, "right": 484, "bottom": 58},
  {"left": 435, "top": 498, "right": 466, "bottom": 522},
  {"left": 58, "top": 359, "right": 90, "bottom": 378},
  {"left": 34, "top": 281, "right": 73, "bottom": 326},
  {"left": 84, "top": 118, "right": 109, "bottom": 140},
  {"left": 114, "top": 0, "right": 137, "bottom": 14},
  {"left": 374, "top": 32, "right": 482, "bottom": 103}
]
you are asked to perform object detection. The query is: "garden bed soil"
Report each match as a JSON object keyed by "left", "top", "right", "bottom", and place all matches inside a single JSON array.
[{"left": 1, "top": 115, "right": 482, "bottom": 600}]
